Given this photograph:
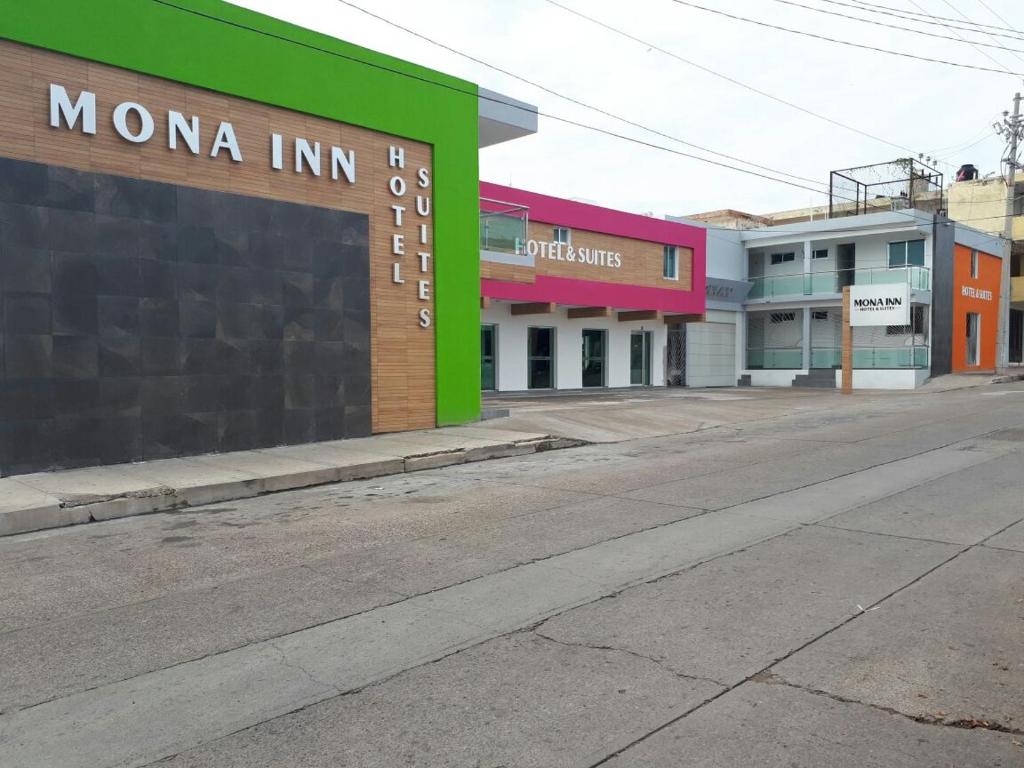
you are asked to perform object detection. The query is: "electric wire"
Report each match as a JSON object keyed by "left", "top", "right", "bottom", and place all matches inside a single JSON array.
[
  {"left": 147, "top": 0, "right": 1013, "bottom": 238},
  {"left": 904, "top": 0, "right": 1020, "bottom": 73},
  {"left": 148, "top": 0, "right": 832, "bottom": 199},
  {"left": 933, "top": 0, "right": 1024, "bottom": 68},
  {"left": 333, "top": 0, "right": 822, "bottom": 187},
  {"left": 545, "top": 0, "right": 933, "bottom": 163},
  {"left": 816, "top": 0, "right": 1024, "bottom": 40},
  {"left": 768, "top": 0, "right": 1024, "bottom": 53},
  {"left": 975, "top": 0, "right": 1024, "bottom": 37},
  {"left": 669, "top": 0, "right": 1024, "bottom": 76}
]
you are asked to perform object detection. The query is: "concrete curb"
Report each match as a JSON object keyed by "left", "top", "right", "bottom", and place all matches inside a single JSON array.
[
  {"left": 0, "top": 434, "right": 586, "bottom": 538},
  {"left": 992, "top": 371, "right": 1024, "bottom": 384}
]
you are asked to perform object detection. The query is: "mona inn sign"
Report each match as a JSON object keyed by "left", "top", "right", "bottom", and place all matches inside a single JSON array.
[{"left": 849, "top": 284, "right": 910, "bottom": 327}]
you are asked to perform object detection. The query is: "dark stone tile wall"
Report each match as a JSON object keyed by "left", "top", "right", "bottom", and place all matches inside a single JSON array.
[{"left": 0, "top": 157, "right": 371, "bottom": 476}]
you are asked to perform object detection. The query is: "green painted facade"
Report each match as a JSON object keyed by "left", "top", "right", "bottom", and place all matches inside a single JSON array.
[{"left": 0, "top": 0, "right": 482, "bottom": 426}]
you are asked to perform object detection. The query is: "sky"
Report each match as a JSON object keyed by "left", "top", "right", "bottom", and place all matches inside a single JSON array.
[{"left": 228, "top": 0, "right": 1024, "bottom": 219}]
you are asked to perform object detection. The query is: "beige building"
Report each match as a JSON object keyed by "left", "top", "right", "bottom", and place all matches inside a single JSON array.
[{"left": 947, "top": 173, "right": 1024, "bottom": 364}]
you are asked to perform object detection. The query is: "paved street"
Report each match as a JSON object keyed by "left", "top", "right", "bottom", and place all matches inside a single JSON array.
[{"left": 1, "top": 383, "right": 1023, "bottom": 767}]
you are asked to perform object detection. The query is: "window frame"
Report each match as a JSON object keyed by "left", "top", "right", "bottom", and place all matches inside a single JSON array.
[
  {"left": 770, "top": 311, "right": 796, "bottom": 323},
  {"left": 662, "top": 245, "right": 679, "bottom": 280},
  {"left": 812, "top": 248, "right": 829, "bottom": 260},
  {"left": 888, "top": 239, "right": 925, "bottom": 268},
  {"left": 553, "top": 226, "right": 571, "bottom": 246},
  {"left": 526, "top": 326, "right": 556, "bottom": 389},
  {"left": 886, "top": 305, "right": 926, "bottom": 336},
  {"left": 970, "top": 249, "right": 979, "bottom": 279},
  {"left": 770, "top": 252, "right": 796, "bottom": 266}
]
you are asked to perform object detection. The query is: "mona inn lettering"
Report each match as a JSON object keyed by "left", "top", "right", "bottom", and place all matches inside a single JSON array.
[{"left": 49, "top": 83, "right": 357, "bottom": 183}]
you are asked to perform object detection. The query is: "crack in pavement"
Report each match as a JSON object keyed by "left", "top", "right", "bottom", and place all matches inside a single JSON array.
[
  {"left": 531, "top": 630, "right": 729, "bottom": 689},
  {"left": 756, "top": 672, "right": 1024, "bottom": 737},
  {"left": 264, "top": 641, "right": 341, "bottom": 698},
  {"left": 580, "top": 512, "right": 1024, "bottom": 767}
]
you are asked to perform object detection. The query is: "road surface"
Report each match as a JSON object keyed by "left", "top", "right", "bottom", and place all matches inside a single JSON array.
[{"left": 1, "top": 383, "right": 1023, "bottom": 766}]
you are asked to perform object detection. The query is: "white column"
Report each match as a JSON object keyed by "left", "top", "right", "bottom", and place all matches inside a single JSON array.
[
  {"left": 803, "top": 239, "right": 812, "bottom": 292},
  {"left": 801, "top": 307, "right": 811, "bottom": 370}
]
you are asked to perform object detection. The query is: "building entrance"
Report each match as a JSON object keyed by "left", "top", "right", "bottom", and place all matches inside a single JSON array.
[
  {"left": 630, "top": 330, "right": 653, "bottom": 386},
  {"left": 582, "top": 329, "right": 607, "bottom": 387}
]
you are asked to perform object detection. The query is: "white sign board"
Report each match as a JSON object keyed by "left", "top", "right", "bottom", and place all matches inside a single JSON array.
[{"left": 850, "top": 284, "right": 910, "bottom": 326}]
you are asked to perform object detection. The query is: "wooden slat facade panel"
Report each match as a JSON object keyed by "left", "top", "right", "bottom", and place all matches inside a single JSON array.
[
  {"left": 480, "top": 260, "right": 535, "bottom": 284},
  {"left": 526, "top": 220, "right": 693, "bottom": 292}
]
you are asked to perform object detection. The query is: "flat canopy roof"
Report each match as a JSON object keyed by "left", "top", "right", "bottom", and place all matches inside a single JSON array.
[{"left": 479, "top": 88, "right": 538, "bottom": 148}]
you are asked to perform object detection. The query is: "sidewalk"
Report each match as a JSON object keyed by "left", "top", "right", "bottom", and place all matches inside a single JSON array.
[{"left": 0, "top": 426, "right": 580, "bottom": 537}]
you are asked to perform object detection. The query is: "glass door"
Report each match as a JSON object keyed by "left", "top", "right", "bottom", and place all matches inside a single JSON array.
[
  {"left": 528, "top": 327, "right": 555, "bottom": 389},
  {"left": 630, "top": 331, "right": 652, "bottom": 386},
  {"left": 581, "top": 329, "right": 606, "bottom": 388},
  {"left": 966, "top": 313, "right": 980, "bottom": 366},
  {"left": 481, "top": 324, "right": 496, "bottom": 391}
]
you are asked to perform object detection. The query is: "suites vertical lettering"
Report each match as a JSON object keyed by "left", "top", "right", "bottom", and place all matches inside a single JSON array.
[{"left": 387, "top": 146, "right": 433, "bottom": 328}]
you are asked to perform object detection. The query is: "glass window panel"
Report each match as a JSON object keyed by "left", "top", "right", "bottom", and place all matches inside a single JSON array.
[
  {"left": 888, "top": 241, "right": 906, "bottom": 267},
  {"left": 663, "top": 245, "right": 677, "bottom": 278},
  {"left": 528, "top": 327, "right": 552, "bottom": 358},
  {"left": 907, "top": 240, "right": 925, "bottom": 266},
  {"left": 529, "top": 359, "right": 552, "bottom": 389},
  {"left": 527, "top": 327, "right": 554, "bottom": 389}
]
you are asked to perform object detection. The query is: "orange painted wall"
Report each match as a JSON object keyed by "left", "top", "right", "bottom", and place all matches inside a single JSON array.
[{"left": 951, "top": 244, "right": 1001, "bottom": 372}]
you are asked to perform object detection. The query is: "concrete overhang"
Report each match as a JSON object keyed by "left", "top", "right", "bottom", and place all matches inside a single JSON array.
[
  {"left": 479, "top": 87, "right": 538, "bottom": 148},
  {"left": 738, "top": 210, "right": 935, "bottom": 249},
  {"left": 952, "top": 223, "right": 1008, "bottom": 258}
]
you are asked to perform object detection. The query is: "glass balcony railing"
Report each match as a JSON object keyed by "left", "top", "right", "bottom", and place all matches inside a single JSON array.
[
  {"left": 746, "top": 347, "right": 803, "bottom": 369},
  {"left": 810, "top": 348, "right": 841, "bottom": 368},
  {"left": 747, "top": 266, "right": 930, "bottom": 300},
  {"left": 851, "top": 346, "right": 930, "bottom": 369},
  {"left": 480, "top": 201, "right": 528, "bottom": 255},
  {"left": 749, "top": 346, "right": 929, "bottom": 370}
]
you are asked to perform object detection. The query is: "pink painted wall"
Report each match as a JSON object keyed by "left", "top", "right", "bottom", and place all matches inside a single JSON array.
[
  {"left": 480, "top": 182, "right": 707, "bottom": 314},
  {"left": 482, "top": 275, "right": 705, "bottom": 313}
]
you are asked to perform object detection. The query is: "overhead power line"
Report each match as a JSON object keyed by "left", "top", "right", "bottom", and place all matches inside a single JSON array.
[
  {"left": 846, "top": 0, "right": 1024, "bottom": 34},
  {"left": 817, "top": 0, "right": 1024, "bottom": 39},
  {"left": 975, "top": 0, "right": 1024, "bottom": 36},
  {"left": 332, "top": 0, "right": 822, "bottom": 187},
  {"left": 545, "top": 0, "right": 943, "bottom": 165},
  {"left": 147, "top": 0, "right": 832, "bottom": 200},
  {"left": 149, "top": 0, "right": 1000, "bottom": 237},
  {"left": 930, "top": 0, "right": 1024, "bottom": 69},
  {"left": 767, "top": 0, "right": 1024, "bottom": 53},
  {"left": 669, "top": 0, "right": 1024, "bottom": 76},
  {"left": 899, "top": 0, "right": 1018, "bottom": 72}
]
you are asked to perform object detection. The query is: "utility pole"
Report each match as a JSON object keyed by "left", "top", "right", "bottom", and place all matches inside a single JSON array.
[
  {"left": 994, "top": 94, "right": 1022, "bottom": 370},
  {"left": 998, "top": 93, "right": 1022, "bottom": 188}
]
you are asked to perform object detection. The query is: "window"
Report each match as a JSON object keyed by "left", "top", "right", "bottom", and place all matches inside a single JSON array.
[
  {"left": 770, "top": 312, "right": 796, "bottom": 323},
  {"left": 527, "top": 327, "right": 555, "bottom": 389},
  {"left": 581, "top": 329, "right": 606, "bottom": 388},
  {"left": 966, "top": 312, "right": 980, "bottom": 366},
  {"left": 886, "top": 305, "right": 926, "bottom": 336},
  {"left": 553, "top": 227, "right": 571, "bottom": 245},
  {"left": 663, "top": 245, "right": 678, "bottom": 280},
  {"left": 770, "top": 252, "right": 796, "bottom": 265},
  {"left": 812, "top": 249, "right": 829, "bottom": 260},
  {"left": 970, "top": 249, "right": 979, "bottom": 279},
  {"left": 481, "top": 325, "right": 497, "bottom": 391},
  {"left": 888, "top": 240, "right": 925, "bottom": 267},
  {"left": 811, "top": 310, "right": 829, "bottom": 320}
]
